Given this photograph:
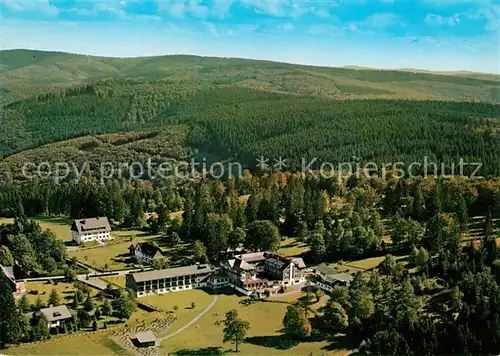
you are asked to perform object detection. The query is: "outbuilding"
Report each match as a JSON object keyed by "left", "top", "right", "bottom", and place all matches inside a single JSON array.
[{"left": 133, "top": 331, "right": 156, "bottom": 347}]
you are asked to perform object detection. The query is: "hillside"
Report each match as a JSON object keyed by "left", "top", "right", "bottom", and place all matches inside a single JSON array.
[
  {"left": 0, "top": 50, "right": 499, "bottom": 178},
  {"left": 2, "top": 49, "right": 499, "bottom": 105}
]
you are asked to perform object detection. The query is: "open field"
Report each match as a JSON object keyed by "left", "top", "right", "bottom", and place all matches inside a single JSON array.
[
  {"left": 68, "top": 232, "right": 160, "bottom": 270},
  {"left": 0, "top": 216, "right": 73, "bottom": 242},
  {"left": 278, "top": 238, "right": 309, "bottom": 257},
  {"left": 7, "top": 288, "right": 344, "bottom": 356},
  {"left": 343, "top": 256, "right": 386, "bottom": 271},
  {"left": 23, "top": 281, "right": 92, "bottom": 305},
  {"left": 101, "top": 275, "right": 126, "bottom": 288},
  {"left": 141, "top": 289, "right": 216, "bottom": 335},
  {"left": 5, "top": 331, "right": 132, "bottom": 356},
  {"left": 159, "top": 290, "right": 345, "bottom": 356},
  {"left": 69, "top": 238, "right": 194, "bottom": 271}
]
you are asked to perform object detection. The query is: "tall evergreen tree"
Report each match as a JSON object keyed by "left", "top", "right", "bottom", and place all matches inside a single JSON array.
[{"left": 0, "top": 275, "right": 24, "bottom": 345}]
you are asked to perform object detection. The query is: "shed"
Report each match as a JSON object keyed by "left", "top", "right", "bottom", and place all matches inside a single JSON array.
[{"left": 133, "top": 331, "right": 156, "bottom": 347}]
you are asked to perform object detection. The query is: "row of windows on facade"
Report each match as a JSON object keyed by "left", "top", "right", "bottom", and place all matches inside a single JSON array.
[
  {"left": 138, "top": 285, "right": 197, "bottom": 294},
  {"left": 137, "top": 275, "right": 210, "bottom": 285},
  {"left": 138, "top": 277, "right": 229, "bottom": 290}
]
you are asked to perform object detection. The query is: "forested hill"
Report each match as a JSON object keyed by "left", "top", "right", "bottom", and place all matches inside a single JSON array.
[
  {"left": 1, "top": 49, "right": 499, "bottom": 105},
  {"left": 0, "top": 50, "right": 499, "bottom": 176}
]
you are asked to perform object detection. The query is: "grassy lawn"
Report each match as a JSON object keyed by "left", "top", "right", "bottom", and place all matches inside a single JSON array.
[
  {"left": 101, "top": 276, "right": 126, "bottom": 288},
  {"left": 160, "top": 290, "right": 345, "bottom": 356},
  {"left": 0, "top": 216, "right": 73, "bottom": 242},
  {"left": 279, "top": 238, "right": 309, "bottom": 257},
  {"left": 343, "top": 256, "right": 387, "bottom": 271},
  {"left": 23, "top": 281, "right": 98, "bottom": 305},
  {"left": 68, "top": 231, "right": 160, "bottom": 271},
  {"left": 141, "top": 289, "right": 215, "bottom": 334},
  {"left": 5, "top": 331, "right": 132, "bottom": 356}
]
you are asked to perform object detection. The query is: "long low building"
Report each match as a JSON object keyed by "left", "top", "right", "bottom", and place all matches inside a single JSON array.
[
  {"left": 126, "top": 252, "right": 307, "bottom": 298},
  {"left": 126, "top": 264, "right": 215, "bottom": 297},
  {"left": 313, "top": 263, "right": 353, "bottom": 292}
]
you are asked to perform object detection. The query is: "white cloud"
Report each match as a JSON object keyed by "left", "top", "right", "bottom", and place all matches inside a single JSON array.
[
  {"left": 243, "top": 1, "right": 336, "bottom": 19},
  {"left": 464, "top": 3, "right": 499, "bottom": 31},
  {"left": 167, "top": 3, "right": 186, "bottom": 18},
  {"left": 188, "top": 0, "right": 209, "bottom": 18},
  {"left": 0, "top": 0, "right": 60, "bottom": 17},
  {"left": 248, "top": 1, "right": 286, "bottom": 17},
  {"left": 364, "top": 13, "right": 400, "bottom": 27},
  {"left": 307, "top": 23, "right": 343, "bottom": 36},
  {"left": 345, "top": 12, "right": 400, "bottom": 34},
  {"left": 425, "top": 13, "right": 461, "bottom": 27},
  {"left": 212, "top": 0, "right": 233, "bottom": 19},
  {"left": 156, "top": 0, "right": 232, "bottom": 19}
]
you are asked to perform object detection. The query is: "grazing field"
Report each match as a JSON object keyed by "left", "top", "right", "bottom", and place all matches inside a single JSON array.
[
  {"left": 278, "top": 238, "right": 309, "bottom": 257},
  {"left": 68, "top": 231, "right": 160, "bottom": 271},
  {"left": 0, "top": 216, "right": 73, "bottom": 242},
  {"left": 101, "top": 275, "right": 126, "bottom": 288},
  {"left": 141, "top": 289, "right": 216, "bottom": 335},
  {"left": 5, "top": 332, "right": 132, "bottom": 356},
  {"left": 23, "top": 281, "right": 90, "bottom": 305},
  {"left": 343, "top": 256, "right": 387, "bottom": 271},
  {"left": 159, "top": 291, "right": 344, "bottom": 355}
]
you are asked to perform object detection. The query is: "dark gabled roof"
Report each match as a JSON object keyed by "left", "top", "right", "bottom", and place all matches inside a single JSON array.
[
  {"left": 314, "top": 263, "right": 340, "bottom": 276},
  {"left": 135, "top": 242, "right": 163, "bottom": 258},
  {"left": 71, "top": 217, "right": 111, "bottom": 233},
  {"left": 266, "top": 257, "right": 287, "bottom": 270},
  {"left": 131, "top": 264, "right": 214, "bottom": 282},
  {"left": 323, "top": 273, "right": 354, "bottom": 285},
  {"left": 25, "top": 305, "right": 73, "bottom": 323}
]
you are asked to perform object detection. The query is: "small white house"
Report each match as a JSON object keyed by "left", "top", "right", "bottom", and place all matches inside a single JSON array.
[{"left": 71, "top": 217, "right": 111, "bottom": 245}]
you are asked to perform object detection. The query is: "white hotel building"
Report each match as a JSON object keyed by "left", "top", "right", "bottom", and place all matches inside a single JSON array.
[{"left": 71, "top": 217, "right": 112, "bottom": 245}]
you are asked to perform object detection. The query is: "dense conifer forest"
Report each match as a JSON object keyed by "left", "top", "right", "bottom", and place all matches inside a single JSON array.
[
  {"left": 1, "top": 81, "right": 499, "bottom": 176},
  {"left": 0, "top": 50, "right": 499, "bottom": 176}
]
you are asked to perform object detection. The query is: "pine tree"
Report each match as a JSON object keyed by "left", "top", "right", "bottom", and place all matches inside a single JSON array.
[
  {"left": 457, "top": 195, "right": 469, "bottom": 231},
  {"left": 29, "top": 312, "right": 49, "bottom": 341},
  {"left": 48, "top": 288, "right": 61, "bottom": 307},
  {"left": 33, "top": 295, "right": 44, "bottom": 311},
  {"left": 0, "top": 275, "right": 24, "bottom": 345},
  {"left": 18, "top": 293, "right": 31, "bottom": 313},
  {"left": 101, "top": 299, "right": 112, "bottom": 316},
  {"left": 83, "top": 295, "right": 94, "bottom": 312},
  {"left": 484, "top": 209, "right": 493, "bottom": 238}
]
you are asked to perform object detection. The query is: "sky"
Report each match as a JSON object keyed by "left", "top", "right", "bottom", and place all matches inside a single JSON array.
[{"left": 0, "top": 0, "right": 499, "bottom": 73}]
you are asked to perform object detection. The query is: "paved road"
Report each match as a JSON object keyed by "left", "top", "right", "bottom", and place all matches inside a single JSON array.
[{"left": 157, "top": 295, "right": 219, "bottom": 342}]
